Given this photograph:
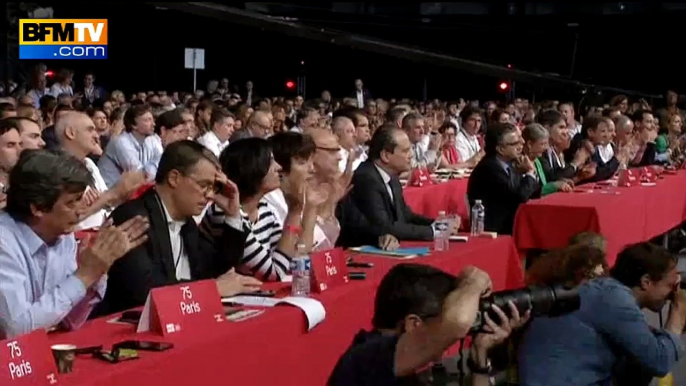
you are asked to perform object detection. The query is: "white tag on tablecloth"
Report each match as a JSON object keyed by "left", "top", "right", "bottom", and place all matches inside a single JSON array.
[
  {"left": 221, "top": 295, "right": 326, "bottom": 331},
  {"left": 136, "top": 294, "right": 152, "bottom": 332}
]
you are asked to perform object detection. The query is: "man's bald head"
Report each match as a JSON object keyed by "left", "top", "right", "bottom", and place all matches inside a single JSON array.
[
  {"left": 331, "top": 116, "right": 354, "bottom": 136},
  {"left": 310, "top": 128, "right": 338, "bottom": 147},
  {"left": 56, "top": 111, "right": 101, "bottom": 159},
  {"left": 55, "top": 111, "right": 89, "bottom": 143},
  {"left": 248, "top": 110, "right": 272, "bottom": 138},
  {"left": 613, "top": 114, "right": 634, "bottom": 133}
]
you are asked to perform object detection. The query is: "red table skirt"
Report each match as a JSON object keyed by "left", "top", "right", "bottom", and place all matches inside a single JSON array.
[
  {"left": 514, "top": 171, "right": 686, "bottom": 264},
  {"left": 51, "top": 237, "right": 523, "bottom": 386},
  {"left": 403, "top": 179, "right": 470, "bottom": 224}
]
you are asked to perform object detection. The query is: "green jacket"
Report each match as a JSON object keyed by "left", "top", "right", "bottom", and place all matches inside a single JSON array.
[{"left": 534, "top": 158, "right": 558, "bottom": 196}]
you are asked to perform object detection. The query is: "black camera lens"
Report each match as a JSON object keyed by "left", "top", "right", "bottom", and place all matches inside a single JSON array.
[{"left": 471, "top": 285, "right": 580, "bottom": 332}]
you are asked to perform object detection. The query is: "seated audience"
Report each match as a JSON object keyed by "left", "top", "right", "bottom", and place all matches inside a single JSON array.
[
  {"left": 0, "top": 149, "right": 148, "bottom": 337},
  {"left": 2, "top": 117, "right": 45, "bottom": 150},
  {"left": 95, "top": 140, "right": 258, "bottom": 316},
  {"left": 197, "top": 108, "right": 235, "bottom": 157},
  {"left": 349, "top": 127, "right": 457, "bottom": 241},
  {"left": 454, "top": 106, "right": 484, "bottom": 163},
  {"left": 98, "top": 105, "right": 156, "bottom": 187},
  {"left": 522, "top": 123, "right": 573, "bottom": 195},
  {"left": 467, "top": 122, "right": 540, "bottom": 235},
  {"left": 229, "top": 110, "right": 271, "bottom": 142},
  {"left": 402, "top": 112, "right": 440, "bottom": 169},
  {"left": 143, "top": 108, "right": 190, "bottom": 178},
  {"left": 565, "top": 116, "right": 625, "bottom": 181},
  {"left": 536, "top": 109, "right": 594, "bottom": 183},
  {"left": 630, "top": 109, "right": 659, "bottom": 166},
  {"left": 519, "top": 242, "right": 686, "bottom": 386},
  {"left": 56, "top": 111, "right": 145, "bottom": 230},
  {"left": 437, "top": 122, "right": 478, "bottom": 169},
  {"left": 329, "top": 264, "right": 527, "bottom": 386},
  {"left": 205, "top": 138, "right": 307, "bottom": 281}
]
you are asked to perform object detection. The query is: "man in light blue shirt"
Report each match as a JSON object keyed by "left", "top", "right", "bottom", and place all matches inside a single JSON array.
[
  {"left": 98, "top": 105, "right": 156, "bottom": 187},
  {"left": 0, "top": 149, "right": 149, "bottom": 338},
  {"left": 519, "top": 243, "right": 686, "bottom": 386}
]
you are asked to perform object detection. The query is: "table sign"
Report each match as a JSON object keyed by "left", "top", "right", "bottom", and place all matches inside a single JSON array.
[
  {"left": 617, "top": 169, "right": 639, "bottom": 187},
  {"left": 408, "top": 167, "right": 433, "bottom": 187},
  {"left": 0, "top": 330, "right": 59, "bottom": 385},
  {"left": 137, "top": 280, "right": 226, "bottom": 336},
  {"left": 641, "top": 166, "right": 657, "bottom": 182},
  {"left": 310, "top": 248, "right": 349, "bottom": 293}
]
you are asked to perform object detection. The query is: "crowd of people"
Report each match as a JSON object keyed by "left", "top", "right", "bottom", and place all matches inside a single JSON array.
[{"left": 0, "top": 64, "right": 684, "bottom": 385}]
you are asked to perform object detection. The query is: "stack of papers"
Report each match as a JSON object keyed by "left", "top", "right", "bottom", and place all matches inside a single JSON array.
[
  {"left": 221, "top": 296, "right": 326, "bottom": 331},
  {"left": 350, "top": 246, "right": 430, "bottom": 259}
]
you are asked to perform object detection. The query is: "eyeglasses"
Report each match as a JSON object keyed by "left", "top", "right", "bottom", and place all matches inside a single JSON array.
[
  {"left": 185, "top": 175, "right": 216, "bottom": 194},
  {"left": 316, "top": 146, "right": 341, "bottom": 153}
]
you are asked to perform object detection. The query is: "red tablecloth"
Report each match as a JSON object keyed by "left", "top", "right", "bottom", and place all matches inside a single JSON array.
[
  {"left": 51, "top": 237, "right": 522, "bottom": 386},
  {"left": 514, "top": 171, "right": 686, "bottom": 264},
  {"left": 403, "top": 178, "right": 470, "bottom": 221}
]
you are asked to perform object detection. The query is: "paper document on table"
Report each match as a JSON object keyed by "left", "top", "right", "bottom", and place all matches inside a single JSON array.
[
  {"left": 221, "top": 295, "right": 280, "bottom": 307},
  {"left": 221, "top": 295, "right": 326, "bottom": 330},
  {"left": 278, "top": 296, "right": 326, "bottom": 331}
]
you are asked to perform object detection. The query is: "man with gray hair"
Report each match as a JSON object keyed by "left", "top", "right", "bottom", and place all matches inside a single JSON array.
[
  {"left": 401, "top": 112, "right": 441, "bottom": 170},
  {"left": 332, "top": 116, "right": 359, "bottom": 173},
  {"left": 0, "top": 149, "right": 148, "bottom": 337}
]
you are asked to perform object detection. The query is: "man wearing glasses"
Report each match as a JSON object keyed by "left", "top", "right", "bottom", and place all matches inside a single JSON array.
[
  {"left": 93, "top": 140, "right": 261, "bottom": 317},
  {"left": 467, "top": 122, "right": 540, "bottom": 235},
  {"left": 230, "top": 110, "right": 273, "bottom": 142}
]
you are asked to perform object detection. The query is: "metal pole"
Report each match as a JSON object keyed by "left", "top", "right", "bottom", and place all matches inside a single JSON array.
[
  {"left": 422, "top": 76, "right": 428, "bottom": 102},
  {"left": 570, "top": 32, "right": 579, "bottom": 78},
  {"left": 192, "top": 49, "right": 197, "bottom": 92}
]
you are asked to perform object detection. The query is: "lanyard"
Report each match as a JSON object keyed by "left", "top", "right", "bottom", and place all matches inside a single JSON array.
[
  {"left": 153, "top": 191, "right": 185, "bottom": 272},
  {"left": 460, "top": 130, "right": 479, "bottom": 154}
]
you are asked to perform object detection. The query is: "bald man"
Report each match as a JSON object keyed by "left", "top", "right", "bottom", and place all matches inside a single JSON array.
[
  {"left": 332, "top": 116, "right": 359, "bottom": 173},
  {"left": 230, "top": 110, "right": 271, "bottom": 142},
  {"left": 57, "top": 111, "right": 144, "bottom": 230}
]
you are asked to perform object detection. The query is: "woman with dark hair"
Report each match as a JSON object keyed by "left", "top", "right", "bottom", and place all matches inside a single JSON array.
[
  {"left": 265, "top": 132, "right": 345, "bottom": 251},
  {"left": 205, "top": 137, "right": 327, "bottom": 281}
]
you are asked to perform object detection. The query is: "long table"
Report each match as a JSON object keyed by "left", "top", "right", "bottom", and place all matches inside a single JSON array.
[
  {"left": 51, "top": 237, "right": 523, "bottom": 386},
  {"left": 514, "top": 171, "right": 686, "bottom": 264},
  {"left": 404, "top": 178, "right": 470, "bottom": 222}
]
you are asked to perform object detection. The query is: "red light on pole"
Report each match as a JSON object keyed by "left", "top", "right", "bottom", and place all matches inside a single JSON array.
[
  {"left": 45, "top": 70, "right": 54, "bottom": 77},
  {"left": 286, "top": 80, "right": 295, "bottom": 89},
  {"left": 499, "top": 82, "right": 509, "bottom": 91}
]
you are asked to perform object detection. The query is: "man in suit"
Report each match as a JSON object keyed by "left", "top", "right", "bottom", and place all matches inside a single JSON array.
[
  {"left": 467, "top": 122, "right": 540, "bottom": 235},
  {"left": 229, "top": 110, "right": 271, "bottom": 142},
  {"left": 94, "top": 140, "right": 261, "bottom": 316},
  {"left": 76, "top": 72, "right": 106, "bottom": 108},
  {"left": 347, "top": 127, "right": 457, "bottom": 242},
  {"left": 351, "top": 79, "right": 372, "bottom": 109}
]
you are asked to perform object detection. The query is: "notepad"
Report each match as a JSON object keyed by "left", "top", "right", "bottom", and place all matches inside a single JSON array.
[{"left": 350, "top": 246, "right": 430, "bottom": 259}]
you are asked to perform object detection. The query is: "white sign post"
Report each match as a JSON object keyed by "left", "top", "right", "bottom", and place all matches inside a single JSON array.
[{"left": 184, "top": 48, "right": 205, "bottom": 92}]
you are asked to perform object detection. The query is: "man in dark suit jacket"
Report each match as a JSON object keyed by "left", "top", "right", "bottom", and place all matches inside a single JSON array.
[
  {"left": 94, "top": 140, "right": 259, "bottom": 317},
  {"left": 347, "top": 127, "right": 457, "bottom": 242},
  {"left": 467, "top": 123, "right": 540, "bottom": 235},
  {"left": 351, "top": 79, "right": 372, "bottom": 108}
]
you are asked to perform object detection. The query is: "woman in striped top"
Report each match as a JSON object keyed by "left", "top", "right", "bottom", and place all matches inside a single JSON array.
[{"left": 204, "top": 138, "right": 321, "bottom": 281}]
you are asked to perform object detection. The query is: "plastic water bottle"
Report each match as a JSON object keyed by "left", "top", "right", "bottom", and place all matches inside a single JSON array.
[
  {"left": 470, "top": 200, "right": 485, "bottom": 236},
  {"left": 434, "top": 211, "right": 450, "bottom": 251},
  {"left": 290, "top": 243, "right": 311, "bottom": 297}
]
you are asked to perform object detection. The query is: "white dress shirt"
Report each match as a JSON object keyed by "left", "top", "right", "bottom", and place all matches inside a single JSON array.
[
  {"left": 159, "top": 197, "right": 191, "bottom": 281},
  {"left": 374, "top": 164, "right": 394, "bottom": 203},
  {"left": 455, "top": 129, "right": 481, "bottom": 162},
  {"left": 338, "top": 147, "right": 365, "bottom": 173},
  {"left": 50, "top": 84, "right": 73, "bottom": 97},
  {"left": 356, "top": 91, "right": 364, "bottom": 108},
  {"left": 197, "top": 131, "right": 229, "bottom": 158},
  {"left": 598, "top": 143, "right": 615, "bottom": 164},
  {"left": 76, "top": 158, "right": 110, "bottom": 231}
]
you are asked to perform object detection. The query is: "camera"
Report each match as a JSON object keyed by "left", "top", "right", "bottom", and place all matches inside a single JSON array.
[{"left": 471, "top": 285, "right": 581, "bottom": 332}]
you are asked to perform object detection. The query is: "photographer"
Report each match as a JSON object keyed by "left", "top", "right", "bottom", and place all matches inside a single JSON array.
[
  {"left": 328, "top": 264, "right": 529, "bottom": 386},
  {"left": 519, "top": 242, "right": 686, "bottom": 386}
]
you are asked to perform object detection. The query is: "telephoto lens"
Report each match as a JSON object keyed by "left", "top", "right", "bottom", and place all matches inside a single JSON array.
[{"left": 470, "top": 285, "right": 581, "bottom": 332}]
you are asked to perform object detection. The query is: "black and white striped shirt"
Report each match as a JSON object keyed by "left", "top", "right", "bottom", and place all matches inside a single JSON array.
[{"left": 206, "top": 200, "right": 291, "bottom": 281}]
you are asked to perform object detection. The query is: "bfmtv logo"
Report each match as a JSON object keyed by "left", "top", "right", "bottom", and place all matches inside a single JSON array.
[{"left": 19, "top": 19, "right": 108, "bottom": 60}]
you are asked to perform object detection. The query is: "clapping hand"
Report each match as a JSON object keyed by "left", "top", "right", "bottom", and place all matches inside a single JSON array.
[
  {"left": 212, "top": 172, "right": 241, "bottom": 217},
  {"left": 82, "top": 187, "right": 100, "bottom": 208},
  {"left": 76, "top": 216, "right": 149, "bottom": 286},
  {"left": 304, "top": 183, "right": 330, "bottom": 211},
  {"left": 113, "top": 170, "right": 146, "bottom": 203}
]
